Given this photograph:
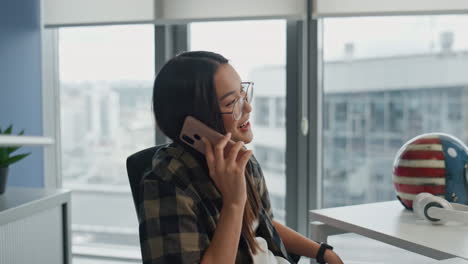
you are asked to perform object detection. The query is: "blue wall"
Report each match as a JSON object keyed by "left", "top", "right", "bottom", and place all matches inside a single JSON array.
[{"left": 0, "top": 0, "right": 44, "bottom": 188}]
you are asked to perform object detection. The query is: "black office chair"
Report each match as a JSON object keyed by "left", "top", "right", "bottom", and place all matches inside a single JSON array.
[{"left": 126, "top": 146, "right": 159, "bottom": 220}]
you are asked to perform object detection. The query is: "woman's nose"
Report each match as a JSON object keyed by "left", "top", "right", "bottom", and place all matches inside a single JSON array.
[{"left": 244, "top": 99, "right": 252, "bottom": 113}]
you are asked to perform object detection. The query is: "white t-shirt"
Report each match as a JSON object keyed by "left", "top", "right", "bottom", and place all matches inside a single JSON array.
[{"left": 251, "top": 219, "right": 291, "bottom": 264}]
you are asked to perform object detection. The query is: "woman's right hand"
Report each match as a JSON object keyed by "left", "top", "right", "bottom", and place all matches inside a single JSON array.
[{"left": 201, "top": 132, "right": 253, "bottom": 207}]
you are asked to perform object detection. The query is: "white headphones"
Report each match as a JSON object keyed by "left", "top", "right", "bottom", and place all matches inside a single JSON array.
[{"left": 413, "top": 192, "right": 468, "bottom": 225}]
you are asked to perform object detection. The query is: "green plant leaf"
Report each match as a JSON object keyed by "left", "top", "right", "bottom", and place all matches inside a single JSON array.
[
  {"left": 7, "top": 146, "right": 20, "bottom": 155},
  {"left": 7, "top": 131, "right": 25, "bottom": 155},
  {"left": 0, "top": 126, "right": 29, "bottom": 166},
  {"left": 0, "top": 153, "right": 30, "bottom": 167},
  {"left": 4, "top": 125, "right": 13, "bottom": 135}
]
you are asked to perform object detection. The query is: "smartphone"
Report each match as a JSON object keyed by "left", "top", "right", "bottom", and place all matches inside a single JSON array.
[{"left": 179, "top": 116, "right": 247, "bottom": 156}]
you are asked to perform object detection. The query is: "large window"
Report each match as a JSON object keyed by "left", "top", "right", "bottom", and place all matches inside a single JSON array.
[
  {"left": 322, "top": 15, "right": 468, "bottom": 208},
  {"left": 59, "top": 25, "right": 154, "bottom": 261},
  {"left": 190, "top": 20, "right": 287, "bottom": 223},
  {"left": 52, "top": 13, "right": 468, "bottom": 264},
  {"left": 321, "top": 15, "right": 468, "bottom": 263}
]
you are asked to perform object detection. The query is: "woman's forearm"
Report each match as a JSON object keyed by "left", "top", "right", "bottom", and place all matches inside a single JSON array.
[
  {"left": 201, "top": 204, "right": 244, "bottom": 264},
  {"left": 272, "top": 220, "right": 320, "bottom": 259}
]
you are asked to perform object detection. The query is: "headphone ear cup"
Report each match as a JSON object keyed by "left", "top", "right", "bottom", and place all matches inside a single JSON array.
[
  {"left": 422, "top": 196, "right": 453, "bottom": 225},
  {"left": 413, "top": 193, "right": 433, "bottom": 219}
]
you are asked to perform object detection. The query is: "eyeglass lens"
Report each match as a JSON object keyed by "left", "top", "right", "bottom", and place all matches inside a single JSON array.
[{"left": 233, "top": 83, "right": 253, "bottom": 120}]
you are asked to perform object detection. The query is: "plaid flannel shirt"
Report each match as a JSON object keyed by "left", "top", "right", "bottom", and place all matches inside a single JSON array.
[{"left": 138, "top": 142, "right": 300, "bottom": 264}]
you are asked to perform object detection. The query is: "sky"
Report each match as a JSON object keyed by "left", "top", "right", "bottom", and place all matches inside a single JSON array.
[
  {"left": 58, "top": 15, "right": 468, "bottom": 82},
  {"left": 59, "top": 25, "right": 155, "bottom": 82}
]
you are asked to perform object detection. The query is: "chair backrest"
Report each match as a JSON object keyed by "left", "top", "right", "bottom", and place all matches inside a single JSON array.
[{"left": 126, "top": 146, "right": 159, "bottom": 219}]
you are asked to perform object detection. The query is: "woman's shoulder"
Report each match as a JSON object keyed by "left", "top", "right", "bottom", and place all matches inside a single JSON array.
[{"left": 143, "top": 142, "right": 204, "bottom": 188}]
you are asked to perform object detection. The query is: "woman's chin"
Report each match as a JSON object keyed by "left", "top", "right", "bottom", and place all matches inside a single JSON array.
[
  {"left": 232, "top": 129, "right": 253, "bottom": 144},
  {"left": 243, "top": 135, "right": 253, "bottom": 144}
]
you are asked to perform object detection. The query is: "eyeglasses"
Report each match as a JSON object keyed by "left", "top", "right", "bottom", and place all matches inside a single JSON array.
[{"left": 219, "top": 82, "right": 254, "bottom": 121}]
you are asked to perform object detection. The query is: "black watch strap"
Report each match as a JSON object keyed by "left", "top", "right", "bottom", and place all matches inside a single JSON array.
[{"left": 316, "top": 242, "right": 333, "bottom": 264}]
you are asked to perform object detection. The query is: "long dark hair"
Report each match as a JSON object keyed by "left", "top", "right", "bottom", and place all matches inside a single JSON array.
[{"left": 152, "top": 51, "right": 262, "bottom": 255}]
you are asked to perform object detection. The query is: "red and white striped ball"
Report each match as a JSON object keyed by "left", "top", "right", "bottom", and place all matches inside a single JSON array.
[{"left": 392, "top": 133, "right": 468, "bottom": 210}]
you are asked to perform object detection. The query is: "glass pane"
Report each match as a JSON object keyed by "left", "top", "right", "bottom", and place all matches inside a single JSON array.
[
  {"left": 190, "top": 20, "right": 287, "bottom": 223},
  {"left": 59, "top": 25, "right": 155, "bottom": 257},
  {"left": 255, "top": 97, "right": 271, "bottom": 126},
  {"left": 322, "top": 15, "right": 468, "bottom": 263}
]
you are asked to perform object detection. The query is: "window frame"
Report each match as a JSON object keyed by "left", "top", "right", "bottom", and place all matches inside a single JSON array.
[
  {"left": 42, "top": 28, "right": 62, "bottom": 190},
  {"left": 42, "top": 24, "right": 186, "bottom": 261},
  {"left": 42, "top": 2, "right": 468, "bottom": 261}
]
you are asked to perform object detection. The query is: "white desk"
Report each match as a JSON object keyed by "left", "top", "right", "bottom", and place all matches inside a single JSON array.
[{"left": 309, "top": 201, "right": 468, "bottom": 262}]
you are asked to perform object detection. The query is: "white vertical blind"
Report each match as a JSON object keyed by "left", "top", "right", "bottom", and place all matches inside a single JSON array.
[
  {"left": 43, "top": 0, "right": 155, "bottom": 27},
  {"left": 155, "top": 0, "right": 306, "bottom": 22},
  {"left": 43, "top": 0, "right": 305, "bottom": 27},
  {"left": 313, "top": 0, "right": 468, "bottom": 18}
]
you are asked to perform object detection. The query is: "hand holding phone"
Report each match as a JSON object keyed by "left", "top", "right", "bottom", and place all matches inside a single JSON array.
[
  {"left": 179, "top": 116, "right": 247, "bottom": 156},
  {"left": 180, "top": 116, "right": 252, "bottom": 206}
]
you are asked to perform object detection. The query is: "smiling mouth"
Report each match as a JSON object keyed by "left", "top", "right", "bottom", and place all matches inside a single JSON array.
[{"left": 239, "top": 120, "right": 249, "bottom": 128}]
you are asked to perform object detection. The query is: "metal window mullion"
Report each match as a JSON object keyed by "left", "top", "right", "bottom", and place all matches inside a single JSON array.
[
  {"left": 154, "top": 25, "right": 188, "bottom": 145},
  {"left": 308, "top": 1, "right": 323, "bottom": 218},
  {"left": 286, "top": 20, "right": 309, "bottom": 235},
  {"left": 41, "top": 26, "right": 63, "bottom": 189}
]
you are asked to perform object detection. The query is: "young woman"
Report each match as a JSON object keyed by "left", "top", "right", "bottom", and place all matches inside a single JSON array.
[{"left": 140, "top": 51, "right": 344, "bottom": 264}]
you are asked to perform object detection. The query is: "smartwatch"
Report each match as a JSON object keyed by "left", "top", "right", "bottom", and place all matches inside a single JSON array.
[{"left": 316, "top": 242, "right": 333, "bottom": 264}]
